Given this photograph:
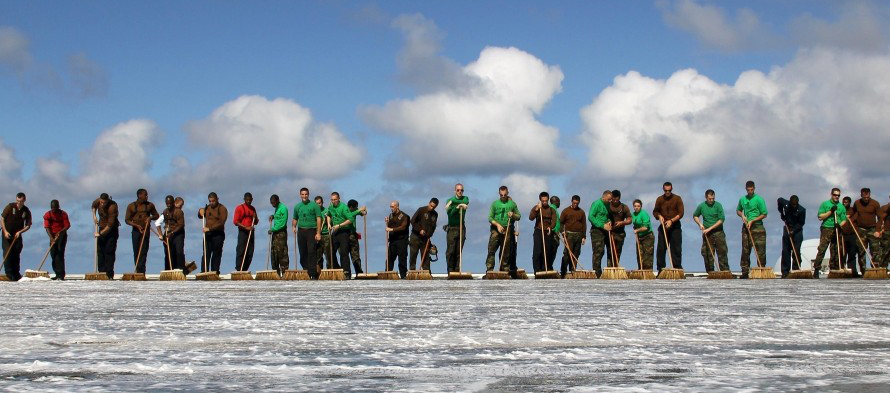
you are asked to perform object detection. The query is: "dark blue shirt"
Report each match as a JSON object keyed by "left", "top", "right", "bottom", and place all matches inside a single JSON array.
[{"left": 777, "top": 198, "right": 806, "bottom": 234}]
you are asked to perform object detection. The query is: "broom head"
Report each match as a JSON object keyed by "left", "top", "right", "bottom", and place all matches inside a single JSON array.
[
  {"left": 482, "top": 270, "right": 510, "bottom": 280},
  {"left": 183, "top": 261, "right": 197, "bottom": 275},
  {"left": 600, "top": 267, "right": 629, "bottom": 280},
  {"left": 0, "top": 274, "right": 9, "bottom": 281},
  {"left": 707, "top": 270, "right": 734, "bottom": 279},
  {"left": 827, "top": 269, "right": 854, "bottom": 279},
  {"left": 254, "top": 270, "right": 281, "bottom": 280},
  {"left": 195, "top": 272, "right": 221, "bottom": 281},
  {"left": 629, "top": 270, "right": 656, "bottom": 280},
  {"left": 377, "top": 271, "right": 401, "bottom": 280},
  {"left": 862, "top": 268, "right": 887, "bottom": 280},
  {"left": 24, "top": 270, "right": 50, "bottom": 279},
  {"left": 749, "top": 267, "right": 776, "bottom": 279},
  {"left": 229, "top": 271, "right": 254, "bottom": 280},
  {"left": 514, "top": 269, "right": 529, "bottom": 279},
  {"left": 406, "top": 270, "right": 433, "bottom": 280},
  {"left": 282, "top": 269, "right": 310, "bottom": 280},
  {"left": 159, "top": 270, "right": 186, "bottom": 281},
  {"left": 354, "top": 273, "right": 378, "bottom": 280},
  {"left": 448, "top": 271, "right": 473, "bottom": 280},
  {"left": 318, "top": 269, "right": 346, "bottom": 281},
  {"left": 566, "top": 269, "right": 598, "bottom": 279},
  {"left": 657, "top": 268, "right": 685, "bottom": 279},
  {"left": 122, "top": 272, "right": 147, "bottom": 281},
  {"left": 534, "top": 271, "right": 560, "bottom": 280},
  {"left": 84, "top": 272, "right": 110, "bottom": 281},
  {"left": 786, "top": 269, "right": 813, "bottom": 279}
]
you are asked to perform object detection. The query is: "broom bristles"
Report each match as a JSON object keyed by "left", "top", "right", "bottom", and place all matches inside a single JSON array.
[
  {"left": 354, "top": 273, "right": 378, "bottom": 280},
  {"left": 863, "top": 268, "right": 888, "bottom": 280},
  {"left": 230, "top": 271, "right": 253, "bottom": 280},
  {"left": 447, "top": 271, "right": 473, "bottom": 280},
  {"left": 196, "top": 272, "right": 221, "bottom": 281},
  {"left": 377, "top": 271, "right": 400, "bottom": 280},
  {"left": 24, "top": 270, "right": 50, "bottom": 279},
  {"left": 318, "top": 269, "right": 346, "bottom": 281},
  {"left": 282, "top": 270, "right": 310, "bottom": 280},
  {"left": 657, "top": 268, "right": 685, "bottom": 279},
  {"left": 159, "top": 270, "right": 186, "bottom": 281},
  {"left": 122, "top": 272, "right": 147, "bottom": 281},
  {"left": 482, "top": 270, "right": 510, "bottom": 280},
  {"left": 707, "top": 270, "right": 734, "bottom": 279},
  {"left": 827, "top": 269, "right": 853, "bottom": 279},
  {"left": 786, "top": 269, "right": 813, "bottom": 279},
  {"left": 406, "top": 270, "right": 433, "bottom": 280},
  {"left": 600, "top": 267, "right": 628, "bottom": 280},
  {"left": 749, "top": 267, "right": 776, "bottom": 279},
  {"left": 629, "top": 270, "right": 655, "bottom": 280},
  {"left": 534, "top": 271, "right": 560, "bottom": 279},
  {"left": 514, "top": 269, "right": 529, "bottom": 279},
  {"left": 84, "top": 272, "right": 109, "bottom": 281},
  {"left": 254, "top": 270, "right": 281, "bottom": 280},
  {"left": 0, "top": 274, "right": 10, "bottom": 282}
]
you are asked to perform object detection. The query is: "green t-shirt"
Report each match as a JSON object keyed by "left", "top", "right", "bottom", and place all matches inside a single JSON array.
[
  {"left": 550, "top": 204, "right": 560, "bottom": 232},
  {"left": 693, "top": 201, "right": 725, "bottom": 229},
  {"left": 446, "top": 196, "right": 469, "bottom": 226},
  {"left": 327, "top": 203, "right": 351, "bottom": 229},
  {"left": 632, "top": 210, "right": 652, "bottom": 236},
  {"left": 737, "top": 194, "right": 768, "bottom": 223},
  {"left": 344, "top": 208, "right": 364, "bottom": 232},
  {"left": 293, "top": 200, "right": 322, "bottom": 229},
  {"left": 818, "top": 200, "right": 847, "bottom": 228},
  {"left": 488, "top": 199, "right": 520, "bottom": 227},
  {"left": 271, "top": 203, "right": 288, "bottom": 232},
  {"left": 318, "top": 207, "right": 329, "bottom": 235},
  {"left": 588, "top": 199, "right": 609, "bottom": 229}
]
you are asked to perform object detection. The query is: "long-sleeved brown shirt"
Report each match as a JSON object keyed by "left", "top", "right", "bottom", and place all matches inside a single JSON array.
[
  {"left": 653, "top": 194, "right": 684, "bottom": 223},
  {"left": 608, "top": 202, "right": 632, "bottom": 232},
  {"left": 200, "top": 203, "right": 228, "bottom": 232},
  {"left": 559, "top": 206, "right": 587, "bottom": 234},
  {"left": 125, "top": 200, "right": 160, "bottom": 229},
  {"left": 387, "top": 210, "right": 409, "bottom": 240},
  {"left": 851, "top": 199, "right": 884, "bottom": 229},
  {"left": 529, "top": 204, "right": 556, "bottom": 231},
  {"left": 92, "top": 198, "right": 120, "bottom": 230},
  {"left": 410, "top": 206, "right": 438, "bottom": 238},
  {"left": 164, "top": 207, "right": 185, "bottom": 235}
]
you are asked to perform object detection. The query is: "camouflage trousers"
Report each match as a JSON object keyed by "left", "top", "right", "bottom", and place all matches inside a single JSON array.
[
  {"left": 270, "top": 230, "right": 289, "bottom": 274},
  {"left": 635, "top": 232, "right": 654, "bottom": 270},
  {"left": 813, "top": 227, "right": 841, "bottom": 270},
  {"left": 605, "top": 231, "right": 626, "bottom": 267},
  {"left": 446, "top": 226, "right": 466, "bottom": 272},
  {"left": 560, "top": 231, "right": 584, "bottom": 275},
  {"left": 857, "top": 227, "right": 883, "bottom": 269},
  {"left": 740, "top": 224, "right": 766, "bottom": 274},
  {"left": 701, "top": 230, "right": 730, "bottom": 272},
  {"left": 590, "top": 228, "right": 607, "bottom": 275},
  {"left": 485, "top": 227, "right": 514, "bottom": 271},
  {"left": 349, "top": 231, "right": 363, "bottom": 273},
  {"left": 409, "top": 234, "right": 432, "bottom": 271},
  {"left": 317, "top": 234, "right": 333, "bottom": 269}
]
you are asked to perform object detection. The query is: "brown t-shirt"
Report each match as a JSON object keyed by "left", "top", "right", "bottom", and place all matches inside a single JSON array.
[
  {"left": 92, "top": 199, "right": 120, "bottom": 230},
  {"left": 164, "top": 207, "right": 185, "bottom": 235},
  {"left": 608, "top": 202, "right": 632, "bottom": 232},
  {"left": 126, "top": 200, "right": 160, "bottom": 229},
  {"left": 410, "top": 206, "right": 438, "bottom": 238},
  {"left": 2, "top": 203, "right": 32, "bottom": 234},
  {"left": 653, "top": 194, "right": 684, "bottom": 223},
  {"left": 559, "top": 206, "right": 587, "bottom": 234},
  {"left": 201, "top": 203, "right": 228, "bottom": 232},
  {"left": 387, "top": 210, "right": 409, "bottom": 240},
  {"left": 851, "top": 199, "right": 883, "bottom": 229},
  {"left": 529, "top": 204, "right": 556, "bottom": 231}
]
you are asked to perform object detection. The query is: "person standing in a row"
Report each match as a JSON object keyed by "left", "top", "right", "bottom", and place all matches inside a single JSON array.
[
  {"left": 693, "top": 189, "right": 727, "bottom": 273},
  {"left": 632, "top": 199, "right": 654, "bottom": 271},
  {"left": 293, "top": 188, "right": 322, "bottom": 279},
  {"left": 486, "top": 187, "right": 519, "bottom": 273},
  {"left": 813, "top": 188, "right": 847, "bottom": 278},
  {"left": 233, "top": 193, "right": 259, "bottom": 271},
  {"left": 530, "top": 192, "right": 557, "bottom": 273},
  {"left": 653, "top": 182, "right": 683, "bottom": 273},
  {"left": 559, "top": 195, "right": 586, "bottom": 277},
  {"left": 269, "top": 194, "right": 289, "bottom": 275},
  {"left": 445, "top": 184, "right": 468, "bottom": 273},
  {"left": 43, "top": 200, "right": 70, "bottom": 280},
  {"left": 386, "top": 201, "right": 410, "bottom": 278},
  {"left": 410, "top": 198, "right": 439, "bottom": 272},
  {"left": 1, "top": 193, "right": 31, "bottom": 281},
  {"left": 199, "top": 192, "right": 227, "bottom": 275},
  {"left": 851, "top": 188, "right": 883, "bottom": 273},
  {"left": 737, "top": 181, "right": 767, "bottom": 279},
  {"left": 93, "top": 193, "right": 119, "bottom": 279},
  {"left": 588, "top": 190, "right": 612, "bottom": 277},
  {"left": 607, "top": 190, "right": 632, "bottom": 268},
  {"left": 125, "top": 189, "right": 159, "bottom": 274},
  {"left": 777, "top": 195, "right": 805, "bottom": 278}
]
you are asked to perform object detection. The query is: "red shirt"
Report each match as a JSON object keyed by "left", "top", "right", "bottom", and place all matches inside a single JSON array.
[
  {"left": 43, "top": 209, "right": 70, "bottom": 235},
  {"left": 233, "top": 203, "right": 258, "bottom": 229}
]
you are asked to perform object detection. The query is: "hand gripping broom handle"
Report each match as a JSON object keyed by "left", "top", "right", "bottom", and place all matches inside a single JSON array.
[
  {"left": 538, "top": 205, "right": 548, "bottom": 272},
  {"left": 240, "top": 229, "right": 253, "bottom": 272},
  {"left": 659, "top": 217, "right": 675, "bottom": 269},
  {"left": 849, "top": 222, "right": 877, "bottom": 269},
  {"left": 497, "top": 217, "right": 512, "bottom": 271},
  {"left": 784, "top": 223, "right": 803, "bottom": 271},
  {"left": 745, "top": 224, "right": 764, "bottom": 268},
  {"left": 701, "top": 227, "right": 718, "bottom": 272},
  {"left": 134, "top": 219, "right": 150, "bottom": 270},
  {"left": 35, "top": 237, "right": 57, "bottom": 272}
]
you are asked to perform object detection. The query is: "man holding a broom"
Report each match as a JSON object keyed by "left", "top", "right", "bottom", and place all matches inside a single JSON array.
[
  {"left": 385, "top": 201, "right": 410, "bottom": 278},
  {"left": 736, "top": 181, "right": 768, "bottom": 279},
  {"left": 851, "top": 188, "right": 883, "bottom": 272},
  {"left": 233, "top": 193, "right": 259, "bottom": 271},
  {"left": 410, "top": 198, "right": 439, "bottom": 272},
  {"left": 445, "top": 184, "right": 469, "bottom": 273},
  {"left": 631, "top": 199, "right": 654, "bottom": 271},
  {"left": 530, "top": 192, "right": 558, "bottom": 274},
  {"left": 486, "top": 187, "right": 520, "bottom": 273},
  {"left": 198, "top": 192, "right": 227, "bottom": 275},
  {"left": 328, "top": 192, "right": 355, "bottom": 277},
  {"left": 293, "top": 188, "right": 322, "bottom": 279},
  {"left": 345, "top": 199, "right": 367, "bottom": 276},
  {"left": 653, "top": 182, "right": 684, "bottom": 273},
  {"left": 606, "top": 190, "right": 632, "bottom": 268},
  {"left": 587, "top": 190, "right": 613, "bottom": 277},
  {"left": 125, "top": 189, "right": 159, "bottom": 274},
  {"left": 315, "top": 196, "right": 331, "bottom": 271},
  {"left": 778, "top": 195, "right": 806, "bottom": 278},
  {"left": 547, "top": 196, "right": 561, "bottom": 271},
  {"left": 813, "top": 188, "right": 847, "bottom": 278},
  {"left": 693, "top": 189, "right": 728, "bottom": 273},
  {"left": 2, "top": 193, "right": 31, "bottom": 281},
  {"left": 559, "top": 195, "right": 586, "bottom": 278},
  {"left": 841, "top": 197, "right": 859, "bottom": 276},
  {"left": 159, "top": 195, "right": 186, "bottom": 274},
  {"left": 92, "top": 193, "right": 120, "bottom": 279},
  {"left": 269, "top": 194, "right": 289, "bottom": 275},
  {"left": 43, "top": 200, "right": 70, "bottom": 280}
]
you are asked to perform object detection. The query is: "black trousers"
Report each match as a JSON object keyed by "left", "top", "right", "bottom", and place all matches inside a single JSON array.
[
  {"left": 202, "top": 230, "right": 225, "bottom": 274},
  {"left": 297, "top": 228, "right": 319, "bottom": 279},
  {"left": 235, "top": 229, "right": 254, "bottom": 271},
  {"left": 781, "top": 229, "right": 803, "bottom": 275},
  {"left": 97, "top": 226, "right": 119, "bottom": 279},
  {"left": 532, "top": 228, "right": 554, "bottom": 273},
  {"left": 388, "top": 235, "right": 408, "bottom": 278},
  {"left": 50, "top": 233, "right": 67, "bottom": 279},
  {"left": 131, "top": 229, "right": 151, "bottom": 273},
  {"left": 656, "top": 223, "right": 682, "bottom": 271},
  {"left": 843, "top": 233, "right": 859, "bottom": 274},
  {"left": 331, "top": 231, "right": 351, "bottom": 275},
  {"left": 163, "top": 231, "right": 185, "bottom": 272},
  {"left": 2, "top": 234, "right": 23, "bottom": 281}
]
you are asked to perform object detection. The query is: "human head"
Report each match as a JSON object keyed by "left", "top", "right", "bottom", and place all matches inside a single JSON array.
[
  {"left": 550, "top": 195, "right": 560, "bottom": 208},
  {"left": 745, "top": 180, "right": 755, "bottom": 196},
  {"left": 601, "top": 190, "right": 613, "bottom": 203},
  {"left": 15, "top": 192, "right": 26, "bottom": 207},
  {"left": 632, "top": 199, "right": 642, "bottom": 213},
  {"left": 705, "top": 189, "right": 715, "bottom": 204},
  {"left": 663, "top": 182, "right": 673, "bottom": 197},
  {"left": 539, "top": 192, "right": 549, "bottom": 205},
  {"left": 174, "top": 197, "right": 184, "bottom": 208},
  {"left": 789, "top": 195, "right": 799, "bottom": 208},
  {"left": 831, "top": 188, "right": 841, "bottom": 203},
  {"left": 270, "top": 194, "right": 280, "bottom": 207},
  {"left": 98, "top": 193, "right": 110, "bottom": 208},
  {"left": 136, "top": 188, "right": 148, "bottom": 201},
  {"left": 428, "top": 198, "right": 439, "bottom": 210},
  {"left": 390, "top": 200, "right": 400, "bottom": 214},
  {"left": 498, "top": 185, "right": 509, "bottom": 201},
  {"left": 861, "top": 187, "right": 871, "bottom": 202},
  {"left": 314, "top": 196, "right": 324, "bottom": 208},
  {"left": 571, "top": 195, "right": 580, "bottom": 209},
  {"left": 455, "top": 183, "right": 464, "bottom": 197},
  {"left": 208, "top": 192, "right": 218, "bottom": 206},
  {"left": 843, "top": 196, "right": 851, "bottom": 207},
  {"left": 300, "top": 187, "right": 310, "bottom": 202},
  {"left": 610, "top": 190, "right": 621, "bottom": 205},
  {"left": 243, "top": 192, "right": 253, "bottom": 206},
  {"left": 50, "top": 199, "right": 59, "bottom": 212},
  {"left": 347, "top": 199, "right": 358, "bottom": 211},
  {"left": 330, "top": 192, "right": 340, "bottom": 206},
  {"left": 165, "top": 195, "right": 174, "bottom": 208}
]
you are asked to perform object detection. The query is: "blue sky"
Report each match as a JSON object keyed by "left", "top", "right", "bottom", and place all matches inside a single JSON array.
[{"left": 2, "top": 1, "right": 889, "bottom": 274}]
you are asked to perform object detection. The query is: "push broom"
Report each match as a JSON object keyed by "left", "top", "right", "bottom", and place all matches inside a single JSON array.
[
  {"left": 24, "top": 237, "right": 55, "bottom": 279},
  {"left": 255, "top": 230, "right": 280, "bottom": 280},
  {"left": 407, "top": 238, "right": 433, "bottom": 280},
  {"left": 853, "top": 226, "right": 887, "bottom": 280},
  {"left": 600, "top": 230, "right": 628, "bottom": 279},
  {"left": 483, "top": 218, "right": 512, "bottom": 280},
  {"left": 378, "top": 220, "right": 400, "bottom": 280},
  {"left": 562, "top": 231, "right": 596, "bottom": 279},
  {"left": 656, "top": 217, "right": 684, "bottom": 279},
  {"left": 0, "top": 233, "right": 17, "bottom": 281},
  {"left": 196, "top": 214, "right": 220, "bottom": 281},
  {"left": 448, "top": 208, "right": 473, "bottom": 280},
  {"left": 355, "top": 215, "right": 377, "bottom": 280},
  {"left": 827, "top": 212, "right": 852, "bottom": 279},
  {"left": 318, "top": 220, "right": 345, "bottom": 281},
  {"left": 85, "top": 223, "right": 110, "bottom": 280},
  {"left": 703, "top": 229, "right": 733, "bottom": 279},
  {"left": 123, "top": 219, "right": 150, "bottom": 281},
  {"left": 629, "top": 232, "right": 655, "bottom": 279},
  {"left": 784, "top": 223, "right": 812, "bottom": 279},
  {"left": 746, "top": 224, "right": 774, "bottom": 279},
  {"left": 158, "top": 226, "right": 186, "bottom": 281},
  {"left": 534, "top": 205, "right": 559, "bottom": 279},
  {"left": 282, "top": 229, "right": 310, "bottom": 280},
  {"left": 230, "top": 229, "right": 254, "bottom": 280}
]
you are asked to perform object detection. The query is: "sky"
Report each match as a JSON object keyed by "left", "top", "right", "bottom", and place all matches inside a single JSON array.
[{"left": 2, "top": 0, "right": 889, "bottom": 274}]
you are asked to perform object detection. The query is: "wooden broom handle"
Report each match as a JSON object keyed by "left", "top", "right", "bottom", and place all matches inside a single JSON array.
[
  {"left": 458, "top": 207, "right": 464, "bottom": 272},
  {"left": 701, "top": 227, "right": 718, "bottom": 272},
  {"left": 849, "top": 222, "right": 877, "bottom": 269},
  {"left": 327, "top": 219, "right": 334, "bottom": 270},
  {"left": 385, "top": 218, "right": 390, "bottom": 271},
  {"left": 94, "top": 223, "right": 100, "bottom": 272},
  {"left": 561, "top": 230, "right": 580, "bottom": 271},
  {"left": 363, "top": 215, "right": 368, "bottom": 274},
  {"left": 266, "top": 227, "right": 272, "bottom": 271},
  {"left": 497, "top": 217, "right": 512, "bottom": 271},
  {"left": 134, "top": 219, "right": 149, "bottom": 270},
  {"left": 608, "top": 230, "right": 620, "bottom": 268},
  {"left": 1, "top": 233, "right": 20, "bottom": 271},
  {"left": 659, "top": 217, "right": 675, "bottom": 269},
  {"left": 202, "top": 215, "right": 208, "bottom": 272},
  {"left": 240, "top": 229, "right": 253, "bottom": 272},
  {"left": 834, "top": 211, "right": 842, "bottom": 270},
  {"left": 634, "top": 232, "right": 643, "bottom": 270},
  {"left": 35, "top": 237, "right": 57, "bottom": 272},
  {"left": 745, "top": 224, "right": 763, "bottom": 268},
  {"left": 783, "top": 224, "right": 803, "bottom": 271},
  {"left": 539, "top": 205, "right": 549, "bottom": 272},
  {"left": 420, "top": 237, "right": 431, "bottom": 270}
]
